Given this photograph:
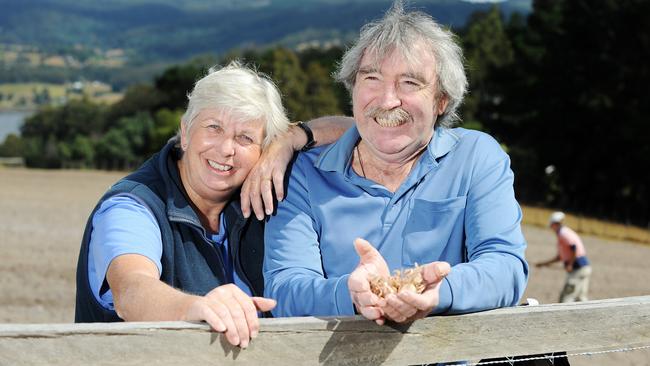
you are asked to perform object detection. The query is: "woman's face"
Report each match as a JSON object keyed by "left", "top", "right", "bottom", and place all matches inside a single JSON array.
[{"left": 179, "top": 108, "right": 264, "bottom": 203}]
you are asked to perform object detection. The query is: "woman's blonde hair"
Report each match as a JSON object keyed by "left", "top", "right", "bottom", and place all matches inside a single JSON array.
[{"left": 181, "top": 60, "right": 290, "bottom": 147}]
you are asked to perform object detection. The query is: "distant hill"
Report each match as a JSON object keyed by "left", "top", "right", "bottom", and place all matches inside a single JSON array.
[{"left": 0, "top": 0, "right": 531, "bottom": 63}]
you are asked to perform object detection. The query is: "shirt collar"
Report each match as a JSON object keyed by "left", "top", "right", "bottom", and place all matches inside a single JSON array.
[
  {"left": 315, "top": 126, "right": 359, "bottom": 173},
  {"left": 427, "top": 126, "right": 460, "bottom": 162},
  {"left": 315, "top": 125, "right": 460, "bottom": 173}
]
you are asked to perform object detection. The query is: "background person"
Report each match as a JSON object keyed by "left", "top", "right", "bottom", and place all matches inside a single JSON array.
[
  {"left": 263, "top": 2, "right": 528, "bottom": 324},
  {"left": 75, "top": 61, "right": 350, "bottom": 347},
  {"left": 536, "top": 211, "right": 592, "bottom": 303}
]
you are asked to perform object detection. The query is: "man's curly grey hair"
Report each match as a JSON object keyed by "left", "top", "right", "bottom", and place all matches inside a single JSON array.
[{"left": 335, "top": 1, "right": 468, "bottom": 128}]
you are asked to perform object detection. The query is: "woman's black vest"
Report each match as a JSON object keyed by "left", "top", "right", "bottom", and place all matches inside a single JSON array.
[{"left": 75, "top": 141, "right": 265, "bottom": 322}]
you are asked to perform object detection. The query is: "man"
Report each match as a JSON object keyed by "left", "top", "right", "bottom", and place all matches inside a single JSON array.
[
  {"left": 536, "top": 211, "right": 592, "bottom": 303},
  {"left": 264, "top": 2, "right": 528, "bottom": 324}
]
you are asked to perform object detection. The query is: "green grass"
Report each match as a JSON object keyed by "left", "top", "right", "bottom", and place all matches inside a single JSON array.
[
  {"left": 0, "top": 82, "right": 122, "bottom": 109},
  {"left": 0, "top": 83, "right": 66, "bottom": 96}
]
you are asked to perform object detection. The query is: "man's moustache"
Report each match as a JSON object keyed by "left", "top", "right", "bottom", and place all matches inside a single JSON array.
[{"left": 365, "top": 107, "right": 411, "bottom": 126}]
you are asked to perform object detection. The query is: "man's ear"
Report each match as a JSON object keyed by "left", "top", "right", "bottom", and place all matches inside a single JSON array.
[{"left": 436, "top": 94, "right": 449, "bottom": 116}]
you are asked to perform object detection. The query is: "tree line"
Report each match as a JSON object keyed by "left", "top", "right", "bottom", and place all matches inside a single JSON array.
[
  {"left": 0, "top": 48, "right": 347, "bottom": 170},
  {"left": 1, "top": 0, "right": 648, "bottom": 226}
]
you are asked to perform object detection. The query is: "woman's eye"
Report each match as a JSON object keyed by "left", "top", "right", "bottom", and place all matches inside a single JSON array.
[
  {"left": 208, "top": 124, "right": 223, "bottom": 133},
  {"left": 236, "top": 135, "right": 254, "bottom": 145}
]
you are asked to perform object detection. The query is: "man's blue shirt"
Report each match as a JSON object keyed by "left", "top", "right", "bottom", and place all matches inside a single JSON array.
[{"left": 264, "top": 126, "right": 528, "bottom": 317}]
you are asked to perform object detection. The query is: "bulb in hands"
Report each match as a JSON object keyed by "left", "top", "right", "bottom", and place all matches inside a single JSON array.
[{"left": 369, "top": 264, "right": 426, "bottom": 298}]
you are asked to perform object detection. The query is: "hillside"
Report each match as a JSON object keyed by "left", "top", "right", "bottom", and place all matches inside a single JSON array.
[{"left": 0, "top": 0, "right": 530, "bottom": 70}]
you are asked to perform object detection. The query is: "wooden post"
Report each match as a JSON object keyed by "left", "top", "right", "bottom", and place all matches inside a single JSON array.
[{"left": 1, "top": 296, "right": 649, "bottom": 365}]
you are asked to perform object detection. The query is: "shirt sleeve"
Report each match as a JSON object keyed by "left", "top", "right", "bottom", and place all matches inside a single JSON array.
[
  {"left": 87, "top": 195, "right": 162, "bottom": 310},
  {"left": 441, "top": 135, "right": 529, "bottom": 314},
  {"left": 264, "top": 154, "right": 355, "bottom": 317}
]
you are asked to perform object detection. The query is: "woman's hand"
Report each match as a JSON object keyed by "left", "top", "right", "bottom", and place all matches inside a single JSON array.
[
  {"left": 241, "top": 116, "right": 353, "bottom": 220},
  {"left": 182, "top": 284, "right": 276, "bottom": 348},
  {"left": 240, "top": 126, "right": 306, "bottom": 220},
  {"left": 107, "top": 255, "right": 276, "bottom": 348}
]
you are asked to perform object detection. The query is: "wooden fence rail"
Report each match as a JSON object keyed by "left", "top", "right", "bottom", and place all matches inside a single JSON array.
[{"left": 1, "top": 296, "right": 649, "bottom": 365}]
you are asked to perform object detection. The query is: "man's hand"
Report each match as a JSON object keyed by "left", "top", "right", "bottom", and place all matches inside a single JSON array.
[
  {"left": 380, "top": 261, "right": 450, "bottom": 323},
  {"left": 182, "top": 284, "right": 276, "bottom": 348},
  {"left": 348, "top": 238, "right": 390, "bottom": 325},
  {"left": 241, "top": 127, "right": 303, "bottom": 220}
]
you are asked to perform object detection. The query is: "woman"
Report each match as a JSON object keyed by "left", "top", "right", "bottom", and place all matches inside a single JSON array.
[{"left": 75, "top": 61, "right": 349, "bottom": 348}]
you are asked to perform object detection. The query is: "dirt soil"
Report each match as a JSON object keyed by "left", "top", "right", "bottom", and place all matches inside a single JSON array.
[{"left": 1, "top": 168, "right": 649, "bottom": 365}]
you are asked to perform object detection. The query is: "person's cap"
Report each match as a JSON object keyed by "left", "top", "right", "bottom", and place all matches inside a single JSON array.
[{"left": 549, "top": 211, "right": 565, "bottom": 225}]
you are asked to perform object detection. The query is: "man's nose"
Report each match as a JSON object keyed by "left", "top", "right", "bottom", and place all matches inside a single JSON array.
[{"left": 380, "top": 83, "right": 402, "bottom": 110}]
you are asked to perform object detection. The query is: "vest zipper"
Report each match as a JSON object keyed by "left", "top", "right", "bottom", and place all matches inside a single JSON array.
[
  {"left": 174, "top": 216, "right": 229, "bottom": 284},
  {"left": 229, "top": 219, "right": 256, "bottom": 295}
]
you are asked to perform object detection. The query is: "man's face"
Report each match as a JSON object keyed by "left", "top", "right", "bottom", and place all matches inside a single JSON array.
[{"left": 351, "top": 43, "right": 448, "bottom": 163}]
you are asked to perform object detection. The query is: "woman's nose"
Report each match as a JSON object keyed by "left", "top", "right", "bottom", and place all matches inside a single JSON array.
[{"left": 219, "top": 137, "right": 235, "bottom": 156}]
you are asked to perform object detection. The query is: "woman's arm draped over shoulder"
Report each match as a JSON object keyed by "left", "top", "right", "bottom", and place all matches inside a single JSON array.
[{"left": 240, "top": 116, "right": 354, "bottom": 220}]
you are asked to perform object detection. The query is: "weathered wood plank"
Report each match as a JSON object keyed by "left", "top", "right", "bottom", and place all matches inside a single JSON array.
[{"left": 1, "top": 296, "right": 649, "bottom": 365}]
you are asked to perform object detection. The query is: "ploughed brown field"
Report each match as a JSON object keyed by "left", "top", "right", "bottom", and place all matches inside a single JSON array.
[{"left": 1, "top": 168, "right": 649, "bottom": 365}]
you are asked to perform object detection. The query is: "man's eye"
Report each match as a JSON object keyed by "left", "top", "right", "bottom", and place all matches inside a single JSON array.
[
  {"left": 400, "top": 80, "right": 422, "bottom": 91},
  {"left": 208, "top": 124, "right": 223, "bottom": 132}
]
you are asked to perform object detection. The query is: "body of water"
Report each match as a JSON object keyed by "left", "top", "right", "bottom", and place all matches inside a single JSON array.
[{"left": 0, "top": 110, "right": 33, "bottom": 142}]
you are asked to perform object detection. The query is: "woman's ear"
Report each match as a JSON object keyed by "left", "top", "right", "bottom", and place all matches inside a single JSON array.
[{"left": 179, "top": 120, "right": 188, "bottom": 150}]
